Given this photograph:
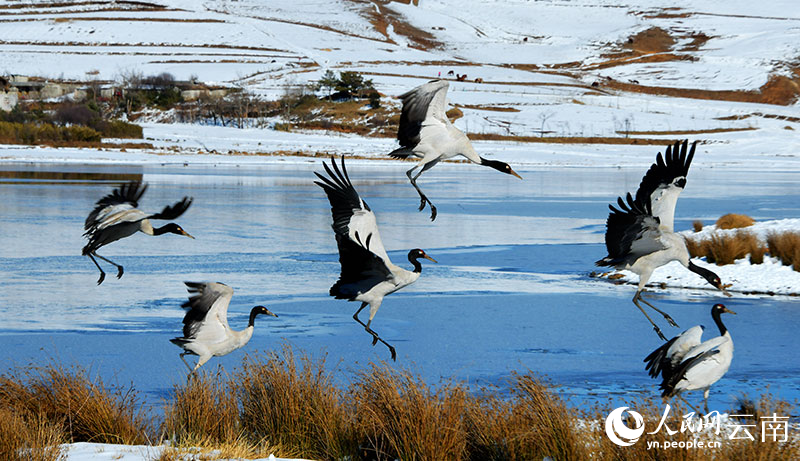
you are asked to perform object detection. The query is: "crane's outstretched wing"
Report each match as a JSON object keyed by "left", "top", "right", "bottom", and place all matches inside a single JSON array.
[
  {"left": 149, "top": 196, "right": 193, "bottom": 220},
  {"left": 314, "top": 157, "right": 393, "bottom": 299},
  {"left": 391, "top": 79, "right": 450, "bottom": 155},
  {"left": 596, "top": 192, "right": 665, "bottom": 267},
  {"left": 85, "top": 181, "right": 147, "bottom": 231},
  {"left": 635, "top": 140, "right": 696, "bottom": 233},
  {"left": 177, "top": 282, "right": 233, "bottom": 343},
  {"left": 644, "top": 325, "right": 705, "bottom": 379}
]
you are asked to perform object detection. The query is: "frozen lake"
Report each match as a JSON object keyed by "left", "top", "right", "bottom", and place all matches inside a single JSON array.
[{"left": 1, "top": 160, "right": 798, "bottom": 413}]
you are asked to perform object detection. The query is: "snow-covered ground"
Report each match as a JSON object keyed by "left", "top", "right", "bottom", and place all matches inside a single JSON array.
[{"left": 61, "top": 442, "right": 308, "bottom": 461}]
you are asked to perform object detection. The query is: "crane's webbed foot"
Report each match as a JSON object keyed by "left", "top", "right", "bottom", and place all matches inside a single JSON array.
[{"left": 96, "top": 271, "right": 106, "bottom": 285}]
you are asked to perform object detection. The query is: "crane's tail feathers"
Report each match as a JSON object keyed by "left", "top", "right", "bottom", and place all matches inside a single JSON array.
[
  {"left": 170, "top": 337, "right": 190, "bottom": 347},
  {"left": 595, "top": 256, "right": 618, "bottom": 267},
  {"left": 388, "top": 147, "right": 413, "bottom": 159}
]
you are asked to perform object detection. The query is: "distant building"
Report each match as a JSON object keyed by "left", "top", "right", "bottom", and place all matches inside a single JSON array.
[{"left": 1, "top": 89, "right": 18, "bottom": 111}]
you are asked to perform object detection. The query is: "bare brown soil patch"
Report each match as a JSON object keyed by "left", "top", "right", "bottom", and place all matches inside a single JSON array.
[
  {"left": 603, "top": 74, "right": 800, "bottom": 106},
  {"left": 626, "top": 27, "right": 675, "bottom": 54},
  {"left": 456, "top": 104, "right": 521, "bottom": 113},
  {"left": 351, "top": 0, "right": 443, "bottom": 50},
  {"left": 619, "top": 127, "right": 756, "bottom": 136},
  {"left": 46, "top": 17, "right": 225, "bottom": 24},
  {"left": 465, "top": 134, "right": 678, "bottom": 145}
]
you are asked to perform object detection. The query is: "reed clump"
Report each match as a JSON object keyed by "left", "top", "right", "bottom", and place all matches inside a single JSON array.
[
  {"left": 353, "top": 364, "right": 469, "bottom": 460},
  {"left": 162, "top": 372, "right": 243, "bottom": 450},
  {"left": 0, "top": 364, "right": 153, "bottom": 445},
  {"left": 767, "top": 231, "right": 800, "bottom": 271},
  {"left": 716, "top": 213, "right": 756, "bottom": 229},
  {"left": 465, "top": 373, "right": 590, "bottom": 460},
  {"left": 0, "top": 407, "right": 65, "bottom": 461},
  {"left": 234, "top": 345, "right": 356, "bottom": 460},
  {"left": 3, "top": 347, "right": 799, "bottom": 460},
  {"left": 685, "top": 231, "right": 768, "bottom": 266}
]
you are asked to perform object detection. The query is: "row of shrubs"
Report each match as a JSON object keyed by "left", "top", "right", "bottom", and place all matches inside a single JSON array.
[
  {"left": 0, "top": 120, "right": 101, "bottom": 144},
  {"left": 685, "top": 214, "right": 800, "bottom": 271},
  {"left": 1, "top": 345, "right": 796, "bottom": 461},
  {"left": 0, "top": 101, "right": 142, "bottom": 146}
]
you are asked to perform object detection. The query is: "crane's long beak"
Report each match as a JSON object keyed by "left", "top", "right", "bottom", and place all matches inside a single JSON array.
[
  {"left": 718, "top": 282, "right": 732, "bottom": 297},
  {"left": 181, "top": 230, "right": 195, "bottom": 239},
  {"left": 722, "top": 307, "right": 737, "bottom": 315},
  {"left": 509, "top": 169, "right": 523, "bottom": 180},
  {"left": 423, "top": 254, "right": 438, "bottom": 263}
]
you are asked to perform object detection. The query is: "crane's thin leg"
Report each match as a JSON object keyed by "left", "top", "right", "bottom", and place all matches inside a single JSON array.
[
  {"left": 406, "top": 160, "right": 439, "bottom": 221},
  {"left": 93, "top": 252, "right": 124, "bottom": 279},
  {"left": 179, "top": 353, "right": 194, "bottom": 373},
  {"left": 87, "top": 253, "right": 106, "bottom": 285},
  {"left": 633, "top": 291, "right": 668, "bottom": 341},
  {"left": 637, "top": 291, "right": 679, "bottom": 327},
  {"left": 353, "top": 302, "right": 396, "bottom": 361}
]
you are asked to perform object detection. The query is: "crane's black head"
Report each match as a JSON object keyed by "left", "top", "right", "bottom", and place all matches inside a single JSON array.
[
  {"left": 712, "top": 303, "right": 736, "bottom": 316},
  {"left": 409, "top": 248, "right": 437, "bottom": 263},
  {"left": 408, "top": 248, "right": 437, "bottom": 272},
  {"left": 249, "top": 305, "right": 278, "bottom": 326},
  {"left": 154, "top": 223, "right": 195, "bottom": 239},
  {"left": 479, "top": 157, "right": 522, "bottom": 179},
  {"left": 687, "top": 262, "right": 731, "bottom": 296}
]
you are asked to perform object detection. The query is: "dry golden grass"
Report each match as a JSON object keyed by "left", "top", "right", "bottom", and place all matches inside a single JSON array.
[
  {"left": 0, "top": 408, "right": 65, "bottom": 461},
  {"left": 353, "top": 364, "right": 468, "bottom": 460},
  {"left": 234, "top": 345, "right": 356, "bottom": 460},
  {"left": 686, "top": 231, "right": 766, "bottom": 265},
  {"left": 692, "top": 220, "right": 704, "bottom": 232},
  {"left": 1, "top": 349, "right": 798, "bottom": 460},
  {"left": 465, "top": 373, "right": 589, "bottom": 461},
  {"left": 716, "top": 213, "right": 756, "bottom": 229},
  {"left": 0, "top": 364, "right": 153, "bottom": 445},
  {"left": 163, "top": 373, "right": 242, "bottom": 449},
  {"left": 767, "top": 231, "right": 800, "bottom": 271}
]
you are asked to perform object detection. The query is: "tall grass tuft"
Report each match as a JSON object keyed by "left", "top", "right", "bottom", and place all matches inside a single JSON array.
[
  {"left": 0, "top": 408, "right": 65, "bottom": 461},
  {"left": 692, "top": 220, "right": 704, "bottom": 232},
  {"left": 163, "top": 372, "right": 243, "bottom": 449},
  {"left": 686, "top": 231, "right": 766, "bottom": 266},
  {"left": 0, "top": 364, "right": 153, "bottom": 445},
  {"left": 716, "top": 213, "right": 755, "bottom": 229},
  {"left": 353, "top": 364, "right": 468, "bottom": 460},
  {"left": 465, "top": 373, "right": 590, "bottom": 461},
  {"left": 235, "top": 345, "right": 356, "bottom": 460},
  {"left": 767, "top": 231, "right": 800, "bottom": 271}
]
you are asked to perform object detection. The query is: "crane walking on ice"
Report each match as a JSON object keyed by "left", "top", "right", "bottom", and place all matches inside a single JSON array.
[
  {"left": 644, "top": 303, "right": 736, "bottom": 414},
  {"left": 170, "top": 282, "right": 278, "bottom": 377},
  {"left": 315, "top": 157, "right": 436, "bottom": 360},
  {"left": 388, "top": 79, "right": 522, "bottom": 220},
  {"left": 596, "top": 140, "right": 730, "bottom": 340},
  {"left": 83, "top": 181, "right": 194, "bottom": 284}
]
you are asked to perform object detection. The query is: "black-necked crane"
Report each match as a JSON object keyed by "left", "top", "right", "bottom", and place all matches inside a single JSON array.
[
  {"left": 644, "top": 303, "right": 736, "bottom": 414},
  {"left": 83, "top": 181, "right": 194, "bottom": 284},
  {"left": 315, "top": 157, "right": 436, "bottom": 361},
  {"left": 596, "top": 140, "right": 730, "bottom": 340},
  {"left": 388, "top": 79, "right": 522, "bottom": 221},
  {"left": 170, "top": 282, "right": 277, "bottom": 377}
]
